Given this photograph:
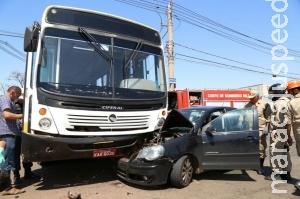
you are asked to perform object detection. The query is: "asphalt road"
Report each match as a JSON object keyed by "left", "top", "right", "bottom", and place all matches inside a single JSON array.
[{"left": 5, "top": 134, "right": 300, "bottom": 199}]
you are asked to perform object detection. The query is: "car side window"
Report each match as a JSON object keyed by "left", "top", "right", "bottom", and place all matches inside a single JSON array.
[
  {"left": 224, "top": 109, "right": 255, "bottom": 132},
  {"left": 203, "top": 108, "right": 255, "bottom": 133},
  {"left": 226, "top": 110, "right": 245, "bottom": 131},
  {"left": 238, "top": 108, "right": 255, "bottom": 131},
  {"left": 209, "top": 111, "right": 222, "bottom": 122},
  {"left": 202, "top": 111, "right": 222, "bottom": 127},
  {"left": 209, "top": 116, "right": 224, "bottom": 132}
]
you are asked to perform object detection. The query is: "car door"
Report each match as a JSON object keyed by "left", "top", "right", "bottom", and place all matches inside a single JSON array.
[{"left": 201, "top": 107, "right": 260, "bottom": 170}]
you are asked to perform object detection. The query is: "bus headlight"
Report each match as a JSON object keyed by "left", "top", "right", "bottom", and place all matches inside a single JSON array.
[
  {"left": 39, "top": 118, "right": 51, "bottom": 130},
  {"left": 156, "top": 117, "right": 165, "bottom": 128},
  {"left": 136, "top": 145, "right": 164, "bottom": 161}
]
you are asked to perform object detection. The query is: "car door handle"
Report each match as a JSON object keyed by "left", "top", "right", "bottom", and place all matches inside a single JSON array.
[{"left": 246, "top": 136, "right": 256, "bottom": 141}]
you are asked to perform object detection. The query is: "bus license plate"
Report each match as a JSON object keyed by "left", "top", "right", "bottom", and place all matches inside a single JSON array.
[{"left": 93, "top": 149, "right": 116, "bottom": 158}]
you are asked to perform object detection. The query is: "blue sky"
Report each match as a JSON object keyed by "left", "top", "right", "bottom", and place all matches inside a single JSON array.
[{"left": 0, "top": 0, "right": 299, "bottom": 90}]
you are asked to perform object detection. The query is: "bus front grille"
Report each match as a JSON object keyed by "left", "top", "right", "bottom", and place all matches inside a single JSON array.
[{"left": 65, "top": 114, "right": 151, "bottom": 132}]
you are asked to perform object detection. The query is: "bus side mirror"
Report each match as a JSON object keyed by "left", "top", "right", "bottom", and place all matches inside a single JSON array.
[{"left": 24, "top": 26, "right": 39, "bottom": 52}]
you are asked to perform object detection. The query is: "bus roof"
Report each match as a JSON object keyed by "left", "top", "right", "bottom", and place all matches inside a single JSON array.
[{"left": 43, "top": 5, "right": 158, "bottom": 32}]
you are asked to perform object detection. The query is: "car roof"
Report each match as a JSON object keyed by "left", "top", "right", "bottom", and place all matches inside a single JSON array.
[{"left": 179, "top": 106, "right": 235, "bottom": 111}]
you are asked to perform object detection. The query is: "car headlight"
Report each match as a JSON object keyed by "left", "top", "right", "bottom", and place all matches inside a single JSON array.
[
  {"left": 136, "top": 145, "right": 165, "bottom": 161},
  {"left": 39, "top": 118, "right": 51, "bottom": 130}
]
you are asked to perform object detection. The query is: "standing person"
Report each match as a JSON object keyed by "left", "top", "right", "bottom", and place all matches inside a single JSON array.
[
  {"left": 0, "top": 140, "right": 11, "bottom": 192},
  {"left": 13, "top": 96, "right": 41, "bottom": 183},
  {"left": 244, "top": 90, "right": 272, "bottom": 175},
  {"left": 264, "top": 83, "right": 292, "bottom": 181},
  {"left": 0, "top": 86, "right": 23, "bottom": 183},
  {"left": 0, "top": 141, "right": 5, "bottom": 166},
  {"left": 11, "top": 96, "right": 23, "bottom": 184},
  {"left": 285, "top": 80, "right": 300, "bottom": 189},
  {"left": 0, "top": 136, "right": 25, "bottom": 195}
]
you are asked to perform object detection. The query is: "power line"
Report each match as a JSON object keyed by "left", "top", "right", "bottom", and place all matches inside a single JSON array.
[
  {"left": 0, "top": 30, "right": 23, "bottom": 37},
  {"left": 0, "top": 33, "right": 24, "bottom": 38},
  {"left": 171, "top": 2, "right": 300, "bottom": 56},
  {"left": 0, "top": 40, "right": 25, "bottom": 58},
  {"left": 116, "top": 0, "right": 166, "bottom": 14},
  {"left": 174, "top": 42, "right": 300, "bottom": 76},
  {"left": 173, "top": 53, "right": 298, "bottom": 79},
  {"left": 0, "top": 45, "right": 25, "bottom": 62},
  {"left": 117, "top": 0, "right": 300, "bottom": 58},
  {"left": 0, "top": 29, "right": 24, "bottom": 39},
  {"left": 0, "top": 27, "right": 26, "bottom": 61}
]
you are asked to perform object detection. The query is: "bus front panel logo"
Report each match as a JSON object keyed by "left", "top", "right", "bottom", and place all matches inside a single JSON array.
[
  {"left": 102, "top": 106, "right": 123, "bottom": 110},
  {"left": 108, "top": 114, "right": 117, "bottom": 122}
]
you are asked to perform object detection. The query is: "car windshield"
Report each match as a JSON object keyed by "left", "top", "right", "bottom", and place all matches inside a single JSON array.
[{"left": 178, "top": 109, "right": 206, "bottom": 123}]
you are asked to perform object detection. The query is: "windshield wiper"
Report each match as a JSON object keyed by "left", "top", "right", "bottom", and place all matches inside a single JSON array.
[
  {"left": 123, "top": 39, "right": 143, "bottom": 69},
  {"left": 78, "top": 27, "right": 111, "bottom": 62},
  {"left": 122, "top": 39, "right": 143, "bottom": 86}
]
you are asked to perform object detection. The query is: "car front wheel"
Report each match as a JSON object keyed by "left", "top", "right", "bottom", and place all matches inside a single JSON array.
[{"left": 170, "top": 155, "right": 193, "bottom": 188}]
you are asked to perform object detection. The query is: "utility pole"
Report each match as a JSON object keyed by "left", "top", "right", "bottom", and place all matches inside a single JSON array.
[{"left": 167, "top": 1, "right": 175, "bottom": 91}]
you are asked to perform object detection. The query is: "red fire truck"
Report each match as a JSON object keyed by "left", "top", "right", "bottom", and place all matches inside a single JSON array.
[{"left": 168, "top": 89, "right": 250, "bottom": 110}]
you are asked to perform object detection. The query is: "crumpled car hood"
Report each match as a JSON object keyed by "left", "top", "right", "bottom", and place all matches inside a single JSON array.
[{"left": 161, "top": 109, "right": 194, "bottom": 131}]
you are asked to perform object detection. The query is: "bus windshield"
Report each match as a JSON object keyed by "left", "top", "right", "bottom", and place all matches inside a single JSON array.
[{"left": 38, "top": 28, "right": 166, "bottom": 100}]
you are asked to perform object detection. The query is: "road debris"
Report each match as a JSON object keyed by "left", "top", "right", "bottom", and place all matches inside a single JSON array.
[{"left": 68, "top": 191, "right": 81, "bottom": 199}]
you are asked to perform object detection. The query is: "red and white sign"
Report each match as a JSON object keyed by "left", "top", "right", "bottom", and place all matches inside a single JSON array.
[{"left": 203, "top": 90, "right": 249, "bottom": 101}]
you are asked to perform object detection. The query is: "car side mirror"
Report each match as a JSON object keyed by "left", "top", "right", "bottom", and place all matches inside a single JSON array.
[{"left": 205, "top": 126, "right": 216, "bottom": 135}]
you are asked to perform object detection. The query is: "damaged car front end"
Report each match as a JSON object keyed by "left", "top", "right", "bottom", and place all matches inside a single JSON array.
[
  {"left": 117, "top": 110, "right": 194, "bottom": 186},
  {"left": 117, "top": 109, "right": 197, "bottom": 187}
]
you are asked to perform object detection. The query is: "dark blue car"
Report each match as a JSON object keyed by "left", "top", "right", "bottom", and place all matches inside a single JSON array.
[{"left": 117, "top": 106, "right": 260, "bottom": 188}]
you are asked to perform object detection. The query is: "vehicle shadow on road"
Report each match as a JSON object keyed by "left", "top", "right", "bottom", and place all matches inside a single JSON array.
[
  {"left": 117, "top": 178, "right": 170, "bottom": 191},
  {"left": 20, "top": 158, "right": 119, "bottom": 190},
  {"left": 193, "top": 170, "right": 256, "bottom": 182},
  {"left": 292, "top": 189, "right": 300, "bottom": 196},
  {"left": 114, "top": 170, "right": 256, "bottom": 190}
]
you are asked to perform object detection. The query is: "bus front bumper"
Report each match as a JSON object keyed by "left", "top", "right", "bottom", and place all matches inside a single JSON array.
[{"left": 21, "top": 132, "right": 144, "bottom": 162}]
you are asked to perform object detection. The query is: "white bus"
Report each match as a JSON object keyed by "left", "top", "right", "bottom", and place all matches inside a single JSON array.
[{"left": 22, "top": 5, "right": 167, "bottom": 162}]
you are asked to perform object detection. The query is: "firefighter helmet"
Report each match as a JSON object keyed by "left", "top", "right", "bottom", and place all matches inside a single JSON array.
[{"left": 286, "top": 80, "right": 300, "bottom": 90}]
